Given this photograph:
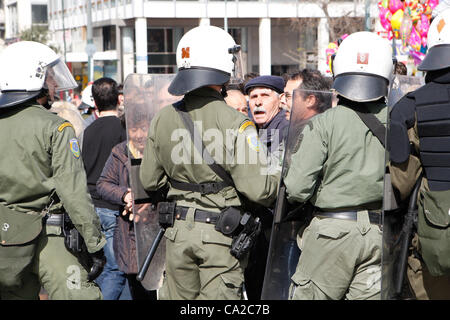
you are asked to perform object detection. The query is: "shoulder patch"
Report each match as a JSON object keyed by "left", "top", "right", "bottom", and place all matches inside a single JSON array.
[
  {"left": 69, "top": 138, "right": 81, "bottom": 159},
  {"left": 58, "top": 122, "right": 74, "bottom": 132},
  {"left": 239, "top": 120, "right": 256, "bottom": 133},
  {"left": 238, "top": 120, "right": 261, "bottom": 152},
  {"left": 247, "top": 133, "right": 261, "bottom": 152}
]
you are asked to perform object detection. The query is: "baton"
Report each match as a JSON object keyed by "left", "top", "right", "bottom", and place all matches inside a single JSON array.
[
  {"left": 136, "top": 227, "right": 165, "bottom": 282},
  {"left": 394, "top": 175, "right": 422, "bottom": 297}
]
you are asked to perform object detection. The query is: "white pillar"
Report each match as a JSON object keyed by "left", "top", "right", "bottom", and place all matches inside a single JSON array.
[
  {"left": 135, "top": 17, "right": 148, "bottom": 74},
  {"left": 199, "top": 18, "right": 210, "bottom": 26},
  {"left": 259, "top": 18, "right": 271, "bottom": 75},
  {"left": 317, "top": 17, "right": 330, "bottom": 75},
  {"left": 122, "top": 27, "right": 135, "bottom": 80}
]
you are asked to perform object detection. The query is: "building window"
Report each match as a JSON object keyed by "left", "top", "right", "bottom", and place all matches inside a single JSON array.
[
  {"left": 32, "top": 4, "right": 48, "bottom": 25},
  {"left": 148, "top": 28, "right": 173, "bottom": 53},
  {"left": 103, "top": 26, "right": 116, "bottom": 51},
  {"left": 147, "top": 28, "right": 182, "bottom": 74},
  {"left": 229, "top": 28, "right": 242, "bottom": 46},
  {"left": 7, "top": 3, "right": 18, "bottom": 37}
]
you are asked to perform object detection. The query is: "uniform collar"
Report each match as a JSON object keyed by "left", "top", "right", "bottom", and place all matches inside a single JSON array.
[{"left": 185, "top": 86, "right": 225, "bottom": 101}]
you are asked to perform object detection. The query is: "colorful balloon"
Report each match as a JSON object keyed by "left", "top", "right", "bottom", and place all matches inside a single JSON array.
[
  {"left": 417, "top": 14, "right": 430, "bottom": 37},
  {"left": 391, "top": 9, "right": 404, "bottom": 38},
  {"left": 410, "top": 4, "right": 424, "bottom": 22},
  {"left": 389, "top": 0, "right": 404, "bottom": 13},
  {"left": 325, "top": 34, "right": 348, "bottom": 73},
  {"left": 400, "top": 12, "right": 413, "bottom": 47},
  {"left": 379, "top": 0, "right": 435, "bottom": 66},
  {"left": 405, "top": 0, "right": 418, "bottom": 9},
  {"left": 379, "top": 6, "right": 393, "bottom": 31},
  {"left": 409, "top": 26, "right": 422, "bottom": 52},
  {"left": 428, "top": 0, "right": 439, "bottom": 10}
]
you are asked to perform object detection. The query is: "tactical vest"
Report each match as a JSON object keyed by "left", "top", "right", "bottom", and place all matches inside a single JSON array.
[{"left": 413, "top": 82, "right": 450, "bottom": 191}]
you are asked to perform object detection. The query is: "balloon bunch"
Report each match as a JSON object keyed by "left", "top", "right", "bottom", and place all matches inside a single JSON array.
[
  {"left": 378, "top": 0, "right": 439, "bottom": 65},
  {"left": 325, "top": 34, "right": 349, "bottom": 73}
]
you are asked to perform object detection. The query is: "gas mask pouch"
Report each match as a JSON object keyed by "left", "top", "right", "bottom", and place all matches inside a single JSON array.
[{"left": 215, "top": 207, "right": 242, "bottom": 237}]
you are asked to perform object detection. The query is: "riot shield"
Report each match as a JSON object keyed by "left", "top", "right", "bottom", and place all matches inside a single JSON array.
[
  {"left": 124, "top": 73, "right": 179, "bottom": 290},
  {"left": 261, "top": 89, "right": 334, "bottom": 300},
  {"left": 381, "top": 75, "right": 424, "bottom": 300},
  {"left": 387, "top": 75, "right": 424, "bottom": 111}
]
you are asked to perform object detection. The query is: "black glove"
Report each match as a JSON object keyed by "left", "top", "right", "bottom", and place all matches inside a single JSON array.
[{"left": 87, "top": 249, "right": 106, "bottom": 282}]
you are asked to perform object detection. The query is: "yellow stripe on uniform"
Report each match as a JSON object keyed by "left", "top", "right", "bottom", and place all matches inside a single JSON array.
[
  {"left": 238, "top": 120, "right": 256, "bottom": 133},
  {"left": 58, "top": 122, "right": 74, "bottom": 132}
]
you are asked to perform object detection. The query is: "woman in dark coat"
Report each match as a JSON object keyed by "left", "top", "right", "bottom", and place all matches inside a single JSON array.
[{"left": 96, "top": 113, "right": 156, "bottom": 300}]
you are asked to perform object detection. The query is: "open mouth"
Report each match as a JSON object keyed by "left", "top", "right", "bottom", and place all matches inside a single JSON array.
[{"left": 253, "top": 107, "right": 266, "bottom": 116}]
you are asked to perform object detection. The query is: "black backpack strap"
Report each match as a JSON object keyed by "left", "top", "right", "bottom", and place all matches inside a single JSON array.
[
  {"left": 344, "top": 100, "right": 386, "bottom": 148},
  {"left": 172, "top": 100, "right": 235, "bottom": 192}
]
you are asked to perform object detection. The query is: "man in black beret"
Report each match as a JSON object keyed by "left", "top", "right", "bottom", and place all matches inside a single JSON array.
[
  {"left": 242, "top": 75, "right": 289, "bottom": 300},
  {"left": 244, "top": 75, "right": 289, "bottom": 149}
]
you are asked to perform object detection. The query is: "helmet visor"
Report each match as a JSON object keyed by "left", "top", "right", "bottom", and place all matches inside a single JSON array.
[
  {"left": 229, "top": 45, "right": 244, "bottom": 85},
  {"left": 43, "top": 59, "right": 78, "bottom": 93}
]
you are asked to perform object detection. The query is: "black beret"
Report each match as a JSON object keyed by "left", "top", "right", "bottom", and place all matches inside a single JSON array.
[{"left": 244, "top": 75, "right": 285, "bottom": 95}]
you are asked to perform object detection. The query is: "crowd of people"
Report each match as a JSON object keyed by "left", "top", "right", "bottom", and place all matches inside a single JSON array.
[
  {"left": 18, "top": 60, "right": 336, "bottom": 300},
  {"left": 1, "top": 7, "right": 450, "bottom": 302}
]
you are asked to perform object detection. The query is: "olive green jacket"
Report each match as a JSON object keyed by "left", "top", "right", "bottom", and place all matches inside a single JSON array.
[
  {"left": 140, "top": 87, "right": 279, "bottom": 212},
  {"left": 284, "top": 101, "right": 387, "bottom": 210},
  {"left": 0, "top": 103, "right": 105, "bottom": 253}
]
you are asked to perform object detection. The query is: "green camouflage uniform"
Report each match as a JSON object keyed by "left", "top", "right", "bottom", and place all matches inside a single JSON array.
[
  {"left": 0, "top": 103, "right": 106, "bottom": 300},
  {"left": 140, "top": 87, "right": 279, "bottom": 300}
]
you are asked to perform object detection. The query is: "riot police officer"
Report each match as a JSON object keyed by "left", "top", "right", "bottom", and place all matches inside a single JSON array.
[
  {"left": 139, "top": 25, "right": 279, "bottom": 300},
  {"left": 388, "top": 9, "right": 450, "bottom": 299},
  {"left": 283, "top": 32, "right": 393, "bottom": 300},
  {"left": 0, "top": 41, "right": 106, "bottom": 300}
]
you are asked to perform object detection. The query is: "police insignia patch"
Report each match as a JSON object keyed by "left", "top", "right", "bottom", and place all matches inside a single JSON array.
[
  {"left": 247, "top": 133, "right": 260, "bottom": 152},
  {"left": 69, "top": 138, "right": 81, "bottom": 159}
]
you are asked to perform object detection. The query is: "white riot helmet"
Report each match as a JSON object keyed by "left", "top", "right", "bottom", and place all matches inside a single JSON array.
[
  {"left": 332, "top": 31, "right": 394, "bottom": 102},
  {"left": 0, "top": 41, "right": 78, "bottom": 108},
  {"left": 419, "top": 8, "right": 450, "bottom": 71},
  {"left": 168, "top": 25, "right": 243, "bottom": 96},
  {"left": 79, "top": 84, "right": 95, "bottom": 111}
]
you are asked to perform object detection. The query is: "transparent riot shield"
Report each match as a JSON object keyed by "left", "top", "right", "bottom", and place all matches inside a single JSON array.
[
  {"left": 387, "top": 75, "right": 425, "bottom": 111},
  {"left": 261, "top": 89, "right": 334, "bottom": 300},
  {"left": 124, "top": 73, "right": 179, "bottom": 290},
  {"left": 381, "top": 75, "right": 424, "bottom": 300}
]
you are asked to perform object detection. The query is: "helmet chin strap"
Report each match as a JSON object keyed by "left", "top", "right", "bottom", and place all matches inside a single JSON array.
[
  {"left": 36, "top": 88, "right": 53, "bottom": 109},
  {"left": 221, "top": 85, "right": 228, "bottom": 98}
]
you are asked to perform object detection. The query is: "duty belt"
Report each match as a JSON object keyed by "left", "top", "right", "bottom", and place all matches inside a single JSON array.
[
  {"left": 44, "top": 213, "right": 64, "bottom": 226},
  {"left": 175, "top": 206, "right": 220, "bottom": 224},
  {"left": 314, "top": 211, "right": 382, "bottom": 225}
]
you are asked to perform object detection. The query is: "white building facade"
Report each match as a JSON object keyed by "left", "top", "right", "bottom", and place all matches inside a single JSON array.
[
  {"left": 4, "top": 0, "right": 48, "bottom": 41},
  {"left": 47, "top": 0, "right": 381, "bottom": 88}
]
